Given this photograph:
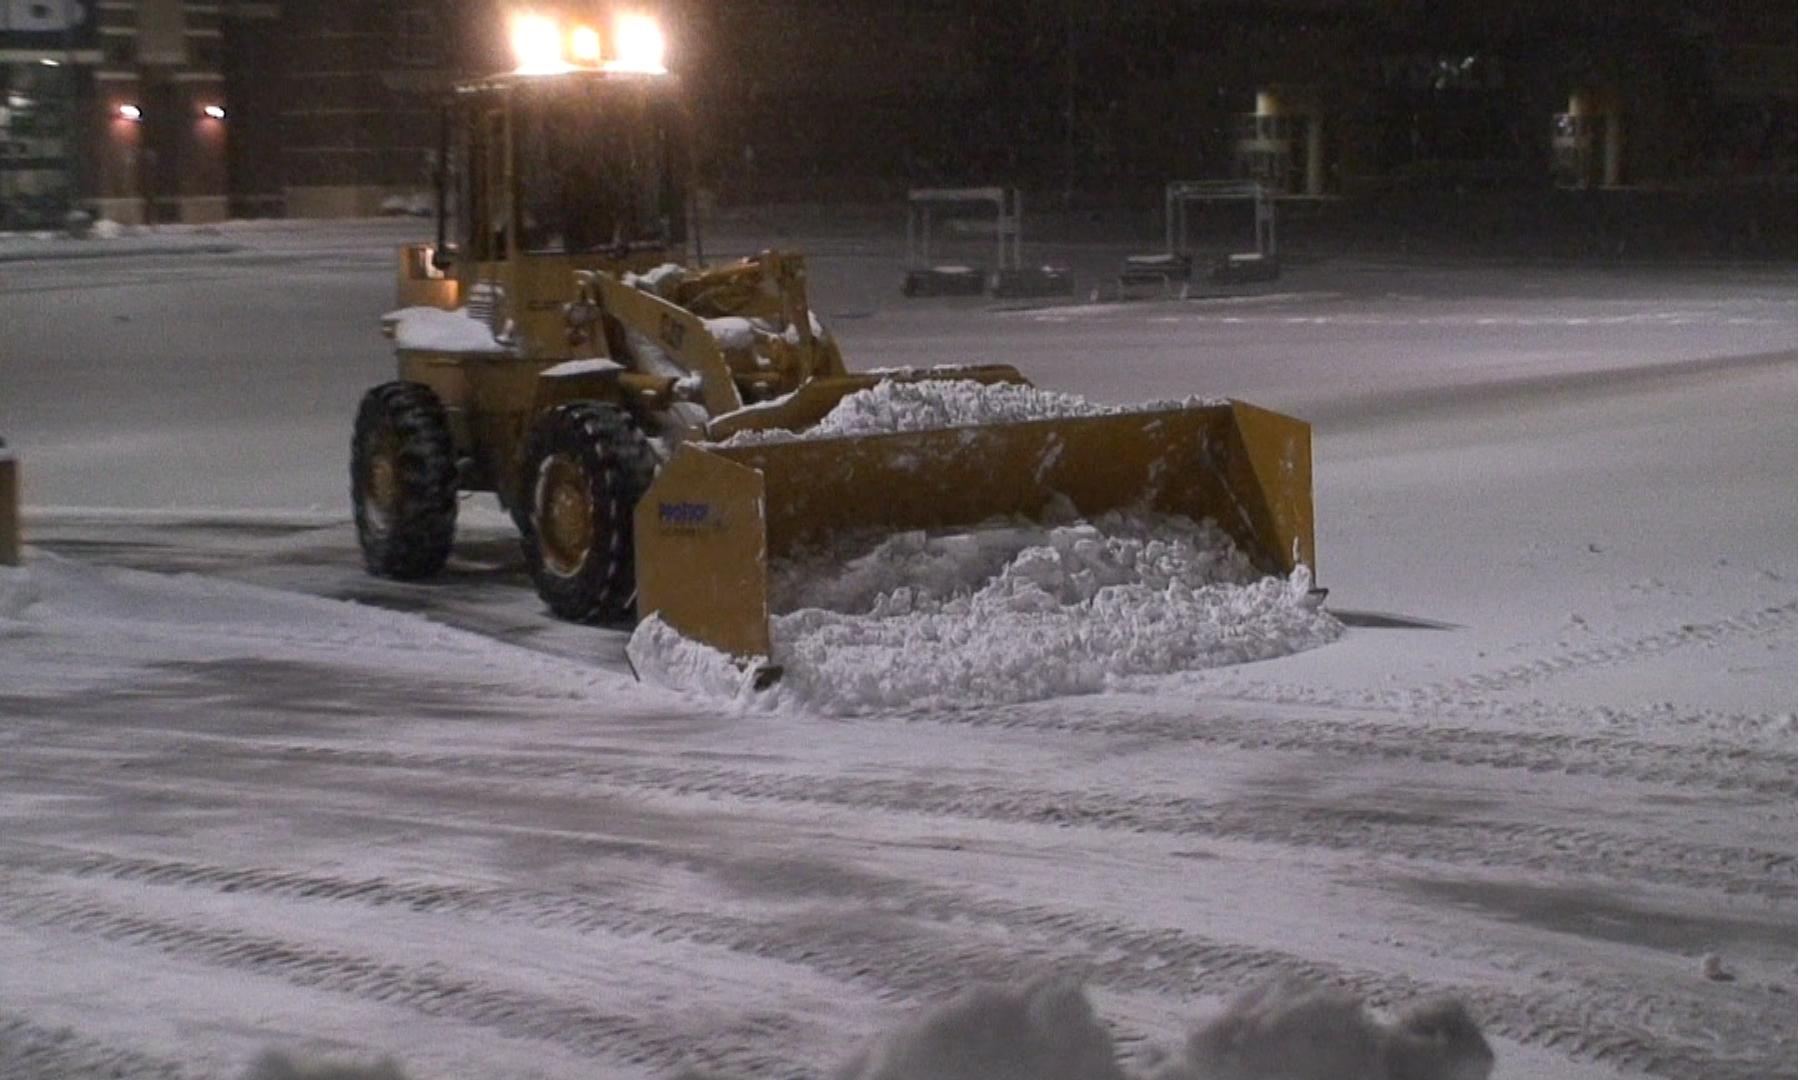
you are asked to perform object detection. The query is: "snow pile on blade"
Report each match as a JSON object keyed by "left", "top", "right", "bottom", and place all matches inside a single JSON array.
[
  {"left": 628, "top": 509, "right": 1339, "bottom": 712},
  {"left": 719, "top": 377, "right": 1218, "bottom": 446}
]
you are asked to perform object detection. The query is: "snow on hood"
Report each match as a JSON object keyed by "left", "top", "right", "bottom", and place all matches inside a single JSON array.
[
  {"left": 629, "top": 509, "right": 1339, "bottom": 713},
  {"left": 539, "top": 358, "right": 624, "bottom": 378},
  {"left": 705, "top": 312, "right": 831, "bottom": 354},
  {"left": 717, "top": 378, "right": 1221, "bottom": 447},
  {"left": 621, "top": 263, "right": 687, "bottom": 296},
  {"left": 704, "top": 315, "right": 760, "bottom": 352},
  {"left": 384, "top": 307, "right": 506, "bottom": 354}
]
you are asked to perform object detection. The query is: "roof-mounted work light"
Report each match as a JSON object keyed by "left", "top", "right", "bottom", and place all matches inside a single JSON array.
[
  {"left": 510, "top": 12, "right": 572, "bottom": 75},
  {"left": 606, "top": 12, "right": 666, "bottom": 74},
  {"left": 508, "top": 10, "right": 667, "bottom": 76},
  {"left": 569, "top": 24, "right": 603, "bottom": 65}
]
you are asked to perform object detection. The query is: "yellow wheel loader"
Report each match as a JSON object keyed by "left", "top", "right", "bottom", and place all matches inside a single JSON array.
[{"left": 352, "top": 13, "right": 1316, "bottom": 670}]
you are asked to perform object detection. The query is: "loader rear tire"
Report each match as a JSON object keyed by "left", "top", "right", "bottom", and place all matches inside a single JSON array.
[
  {"left": 519, "top": 403, "right": 655, "bottom": 624},
  {"left": 351, "top": 382, "right": 459, "bottom": 580}
]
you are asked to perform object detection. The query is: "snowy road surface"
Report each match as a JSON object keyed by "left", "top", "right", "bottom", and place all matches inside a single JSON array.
[{"left": 0, "top": 219, "right": 1794, "bottom": 1079}]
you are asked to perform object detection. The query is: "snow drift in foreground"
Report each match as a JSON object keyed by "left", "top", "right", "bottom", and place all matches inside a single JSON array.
[
  {"left": 832, "top": 976, "right": 1128, "bottom": 1080},
  {"left": 239, "top": 978, "right": 1492, "bottom": 1080},
  {"left": 718, "top": 377, "right": 1219, "bottom": 446},
  {"left": 669, "top": 976, "right": 1493, "bottom": 1080},
  {"left": 628, "top": 510, "right": 1340, "bottom": 712},
  {"left": 1139, "top": 978, "right": 1494, "bottom": 1080}
]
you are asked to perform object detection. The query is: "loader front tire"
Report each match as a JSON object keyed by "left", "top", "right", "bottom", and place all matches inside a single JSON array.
[
  {"left": 351, "top": 382, "right": 459, "bottom": 580},
  {"left": 519, "top": 403, "right": 655, "bottom": 624}
]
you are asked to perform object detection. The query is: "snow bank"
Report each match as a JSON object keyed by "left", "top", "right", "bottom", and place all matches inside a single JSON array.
[
  {"left": 718, "top": 378, "right": 1216, "bottom": 447},
  {"left": 630, "top": 511, "right": 1339, "bottom": 713}
]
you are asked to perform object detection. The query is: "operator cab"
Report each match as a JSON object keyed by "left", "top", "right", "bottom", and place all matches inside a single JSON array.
[
  {"left": 515, "top": 75, "right": 683, "bottom": 258},
  {"left": 445, "top": 69, "right": 689, "bottom": 268},
  {"left": 397, "top": 10, "right": 693, "bottom": 349}
]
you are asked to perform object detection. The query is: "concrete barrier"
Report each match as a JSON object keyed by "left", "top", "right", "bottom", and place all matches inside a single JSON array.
[{"left": 0, "top": 448, "right": 19, "bottom": 566}]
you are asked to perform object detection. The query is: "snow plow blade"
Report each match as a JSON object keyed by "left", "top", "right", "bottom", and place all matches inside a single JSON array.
[{"left": 634, "top": 400, "right": 1313, "bottom": 662}]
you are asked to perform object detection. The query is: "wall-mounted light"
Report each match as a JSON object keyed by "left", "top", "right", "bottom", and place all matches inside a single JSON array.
[
  {"left": 117, "top": 104, "right": 142, "bottom": 122},
  {"left": 38, "top": 57, "right": 60, "bottom": 67},
  {"left": 203, "top": 104, "right": 226, "bottom": 120}
]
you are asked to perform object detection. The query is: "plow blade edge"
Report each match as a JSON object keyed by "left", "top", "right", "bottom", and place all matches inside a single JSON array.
[{"left": 634, "top": 400, "right": 1313, "bottom": 662}]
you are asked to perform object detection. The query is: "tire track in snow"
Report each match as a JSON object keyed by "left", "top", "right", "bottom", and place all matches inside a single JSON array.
[
  {"left": 0, "top": 888, "right": 807, "bottom": 1080},
  {"left": 38, "top": 733, "right": 1779, "bottom": 900},
  {"left": 1176, "top": 604, "right": 1797, "bottom": 745},
  {"left": 3, "top": 848, "right": 1787, "bottom": 1080},
  {"left": 0, "top": 1013, "right": 197, "bottom": 1080},
  {"left": 221, "top": 742, "right": 1793, "bottom": 898},
  {"left": 1429, "top": 603, "right": 1798, "bottom": 698},
  {"left": 874, "top": 703, "right": 1795, "bottom": 797},
  {"left": 1203, "top": 690, "right": 1795, "bottom": 750}
]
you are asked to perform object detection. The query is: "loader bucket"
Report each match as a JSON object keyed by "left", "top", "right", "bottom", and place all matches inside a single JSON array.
[{"left": 634, "top": 400, "right": 1313, "bottom": 662}]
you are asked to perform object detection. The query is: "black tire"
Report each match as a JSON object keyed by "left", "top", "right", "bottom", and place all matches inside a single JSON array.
[
  {"left": 518, "top": 403, "right": 656, "bottom": 624},
  {"left": 351, "top": 382, "right": 458, "bottom": 579}
]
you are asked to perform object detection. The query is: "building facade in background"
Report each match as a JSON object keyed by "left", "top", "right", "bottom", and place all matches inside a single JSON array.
[
  {"left": 0, "top": 0, "right": 1793, "bottom": 230},
  {"left": 0, "top": 0, "right": 477, "bottom": 227},
  {"left": 1, "top": 0, "right": 100, "bottom": 228},
  {"left": 0, "top": 0, "right": 233, "bottom": 227},
  {"left": 1, "top": 0, "right": 95, "bottom": 228},
  {"left": 238, "top": 0, "right": 461, "bottom": 218}
]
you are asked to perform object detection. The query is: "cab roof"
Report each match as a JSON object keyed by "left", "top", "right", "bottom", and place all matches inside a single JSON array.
[{"left": 454, "top": 67, "right": 677, "bottom": 98}]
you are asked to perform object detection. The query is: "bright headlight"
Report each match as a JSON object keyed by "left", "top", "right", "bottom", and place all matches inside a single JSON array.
[
  {"left": 606, "top": 12, "right": 666, "bottom": 74},
  {"left": 569, "top": 24, "right": 603, "bottom": 64},
  {"left": 510, "top": 12, "right": 571, "bottom": 75}
]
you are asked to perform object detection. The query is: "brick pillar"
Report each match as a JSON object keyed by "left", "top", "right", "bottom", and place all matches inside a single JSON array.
[{"left": 92, "top": 76, "right": 149, "bottom": 224}]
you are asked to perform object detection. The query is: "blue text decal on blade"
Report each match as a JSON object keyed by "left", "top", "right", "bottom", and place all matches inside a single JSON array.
[{"left": 659, "top": 501, "right": 711, "bottom": 526}]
